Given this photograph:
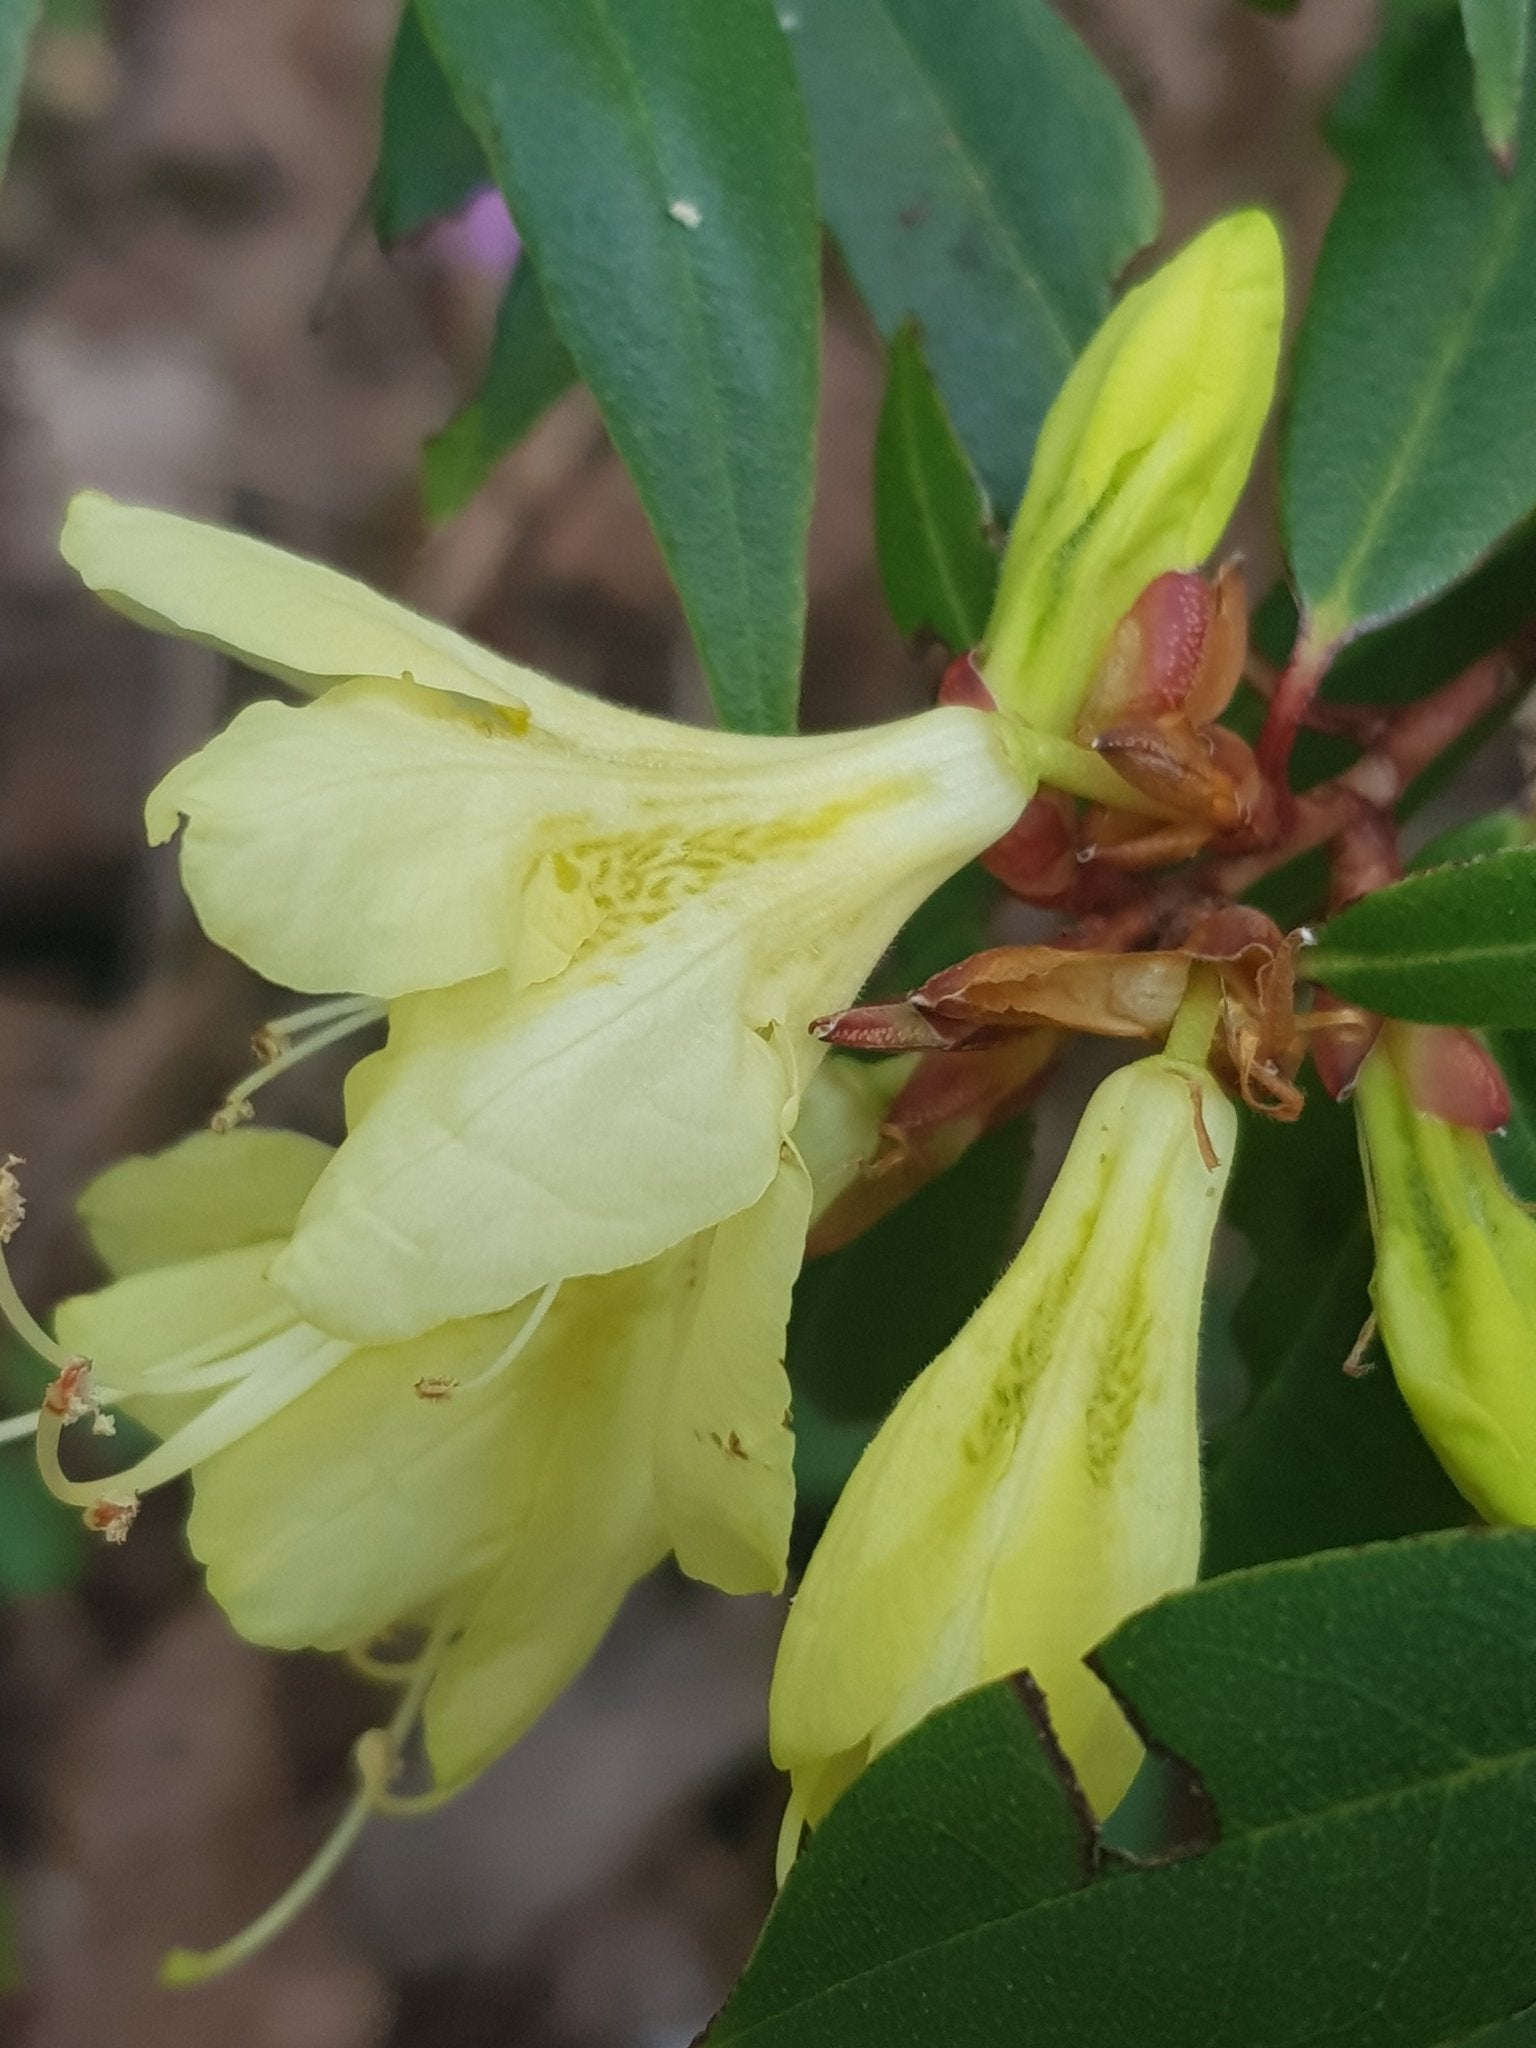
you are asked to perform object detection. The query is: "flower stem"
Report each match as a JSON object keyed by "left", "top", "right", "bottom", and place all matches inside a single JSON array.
[{"left": 1165, "top": 965, "right": 1223, "bottom": 1068}]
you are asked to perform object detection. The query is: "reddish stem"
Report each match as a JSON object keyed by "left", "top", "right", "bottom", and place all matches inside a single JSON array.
[
  {"left": 1255, "top": 634, "right": 1338, "bottom": 805},
  {"left": 1215, "top": 650, "right": 1516, "bottom": 898}
]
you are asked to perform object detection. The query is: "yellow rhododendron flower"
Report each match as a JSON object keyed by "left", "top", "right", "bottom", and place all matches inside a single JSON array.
[
  {"left": 44, "top": 1124, "right": 810, "bottom": 1795},
  {"left": 1356, "top": 1028, "right": 1536, "bottom": 1525},
  {"left": 62, "top": 494, "right": 1028, "bottom": 1349},
  {"left": 984, "top": 208, "right": 1284, "bottom": 734},
  {"left": 770, "top": 1047, "right": 1235, "bottom": 1854},
  {"left": 57, "top": 210, "right": 1279, "bottom": 1364}
]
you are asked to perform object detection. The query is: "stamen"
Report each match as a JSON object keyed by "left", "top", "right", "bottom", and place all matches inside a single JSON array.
[
  {"left": 127, "top": 1306, "right": 297, "bottom": 1395},
  {"left": 0, "top": 1155, "right": 25, "bottom": 1240},
  {"left": 161, "top": 1617, "right": 448, "bottom": 1986},
  {"left": 346, "top": 1626, "right": 432, "bottom": 1684},
  {"left": 354, "top": 1728, "right": 460, "bottom": 1817},
  {"left": 37, "top": 1329, "right": 353, "bottom": 1524},
  {"left": 161, "top": 1788, "right": 373, "bottom": 1986},
  {"left": 0, "top": 1161, "right": 83, "bottom": 1379},
  {"left": 0, "top": 1410, "right": 39, "bottom": 1446},
  {"left": 84, "top": 1494, "right": 139, "bottom": 1544},
  {"left": 261, "top": 993, "right": 381, "bottom": 1041},
  {"left": 211, "top": 999, "right": 384, "bottom": 1132},
  {"left": 456, "top": 1280, "right": 561, "bottom": 1393}
]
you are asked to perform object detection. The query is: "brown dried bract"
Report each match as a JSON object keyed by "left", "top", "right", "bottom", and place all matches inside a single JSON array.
[{"left": 817, "top": 907, "right": 1305, "bottom": 1123}]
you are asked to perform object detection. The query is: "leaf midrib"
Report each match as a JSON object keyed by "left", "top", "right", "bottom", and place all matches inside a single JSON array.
[
  {"left": 894, "top": 369, "right": 983, "bottom": 645},
  {"left": 576, "top": 0, "right": 766, "bottom": 689},
  {"left": 1310, "top": 930, "right": 1536, "bottom": 980},
  {"left": 1313, "top": 161, "right": 1534, "bottom": 632},
  {"left": 862, "top": 0, "right": 1079, "bottom": 367}
]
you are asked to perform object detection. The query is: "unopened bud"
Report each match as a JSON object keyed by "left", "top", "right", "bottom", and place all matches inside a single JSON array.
[{"left": 1355, "top": 1027, "right": 1536, "bottom": 1524}]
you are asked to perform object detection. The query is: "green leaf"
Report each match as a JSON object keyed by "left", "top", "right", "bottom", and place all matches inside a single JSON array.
[
  {"left": 787, "top": 1117, "right": 1029, "bottom": 1426},
  {"left": 423, "top": 258, "right": 576, "bottom": 519},
  {"left": 1489, "top": 1027, "right": 1536, "bottom": 1201},
  {"left": 1204, "top": 1094, "right": 1466, "bottom": 1575},
  {"left": 1462, "top": 0, "right": 1532, "bottom": 163},
  {"left": 785, "top": 0, "right": 1158, "bottom": 513},
  {"left": 374, "top": 3, "right": 490, "bottom": 244},
  {"left": 414, "top": 0, "right": 819, "bottom": 735},
  {"left": 1284, "top": 8, "right": 1536, "bottom": 644},
  {"left": 1304, "top": 848, "right": 1536, "bottom": 1024},
  {"left": 0, "top": 0, "right": 40, "bottom": 179},
  {"left": 710, "top": 1530, "right": 1536, "bottom": 2047},
  {"left": 873, "top": 325, "right": 997, "bottom": 652},
  {"left": 1411, "top": 807, "right": 1533, "bottom": 871}
]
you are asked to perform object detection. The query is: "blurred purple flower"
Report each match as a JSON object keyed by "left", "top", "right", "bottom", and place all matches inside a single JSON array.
[{"left": 425, "top": 185, "right": 521, "bottom": 287}]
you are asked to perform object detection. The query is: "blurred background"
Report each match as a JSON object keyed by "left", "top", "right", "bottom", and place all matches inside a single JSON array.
[{"left": 0, "top": 2, "right": 1385, "bottom": 2042}]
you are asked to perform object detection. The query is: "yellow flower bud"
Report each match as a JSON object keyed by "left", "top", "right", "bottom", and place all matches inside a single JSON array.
[
  {"left": 983, "top": 210, "right": 1284, "bottom": 734},
  {"left": 769, "top": 1050, "right": 1236, "bottom": 1850},
  {"left": 1355, "top": 1029, "right": 1536, "bottom": 1525}
]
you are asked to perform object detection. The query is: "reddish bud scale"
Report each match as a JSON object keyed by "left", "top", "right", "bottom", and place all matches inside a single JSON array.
[{"left": 1396, "top": 1024, "right": 1511, "bottom": 1134}]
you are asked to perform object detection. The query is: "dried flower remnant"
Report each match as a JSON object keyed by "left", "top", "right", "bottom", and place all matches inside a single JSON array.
[{"left": 819, "top": 906, "right": 1304, "bottom": 1120}]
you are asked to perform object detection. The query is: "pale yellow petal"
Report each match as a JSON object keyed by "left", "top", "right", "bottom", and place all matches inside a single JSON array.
[
  {"left": 655, "top": 1150, "right": 812, "bottom": 1596},
  {"left": 64, "top": 491, "right": 637, "bottom": 731},
  {"left": 147, "top": 677, "right": 551, "bottom": 997},
  {"left": 56, "top": 1241, "right": 290, "bottom": 1399},
  {"left": 77, "top": 1128, "right": 331, "bottom": 1277},
  {"left": 418, "top": 1264, "right": 680, "bottom": 1792},
  {"left": 274, "top": 710, "right": 1025, "bottom": 1341},
  {"left": 147, "top": 667, "right": 1023, "bottom": 1014},
  {"left": 273, "top": 952, "right": 796, "bottom": 1344},
  {"left": 188, "top": 1304, "right": 532, "bottom": 1653}
]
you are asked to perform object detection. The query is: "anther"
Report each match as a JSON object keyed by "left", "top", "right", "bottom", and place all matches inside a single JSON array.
[
  {"left": 43, "top": 1357, "right": 99, "bottom": 1423},
  {"left": 210, "top": 997, "right": 384, "bottom": 1133},
  {"left": 0, "top": 1156, "right": 26, "bottom": 1242},
  {"left": 84, "top": 1493, "right": 139, "bottom": 1545}
]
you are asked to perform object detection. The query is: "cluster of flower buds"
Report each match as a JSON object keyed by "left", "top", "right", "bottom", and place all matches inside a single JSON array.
[{"left": 946, "top": 560, "right": 1275, "bottom": 911}]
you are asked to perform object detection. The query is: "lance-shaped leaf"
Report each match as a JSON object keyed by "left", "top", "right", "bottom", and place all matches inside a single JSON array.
[
  {"left": 874, "top": 325, "right": 997, "bottom": 653},
  {"left": 710, "top": 1530, "right": 1536, "bottom": 2047},
  {"left": 0, "top": 0, "right": 39, "bottom": 183},
  {"left": 1303, "top": 848, "right": 1536, "bottom": 1026},
  {"left": 374, "top": 2, "right": 489, "bottom": 244},
  {"left": 414, "top": 0, "right": 820, "bottom": 734},
  {"left": 785, "top": 0, "right": 1158, "bottom": 513},
  {"left": 1284, "top": 8, "right": 1536, "bottom": 647},
  {"left": 1462, "top": 0, "right": 1532, "bottom": 165}
]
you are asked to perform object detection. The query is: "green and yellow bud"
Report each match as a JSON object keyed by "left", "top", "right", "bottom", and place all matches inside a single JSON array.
[
  {"left": 769, "top": 1049, "right": 1235, "bottom": 1853},
  {"left": 1355, "top": 1029, "right": 1536, "bottom": 1525},
  {"left": 983, "top": 210, "right": 1284, "bottom": 735}
]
